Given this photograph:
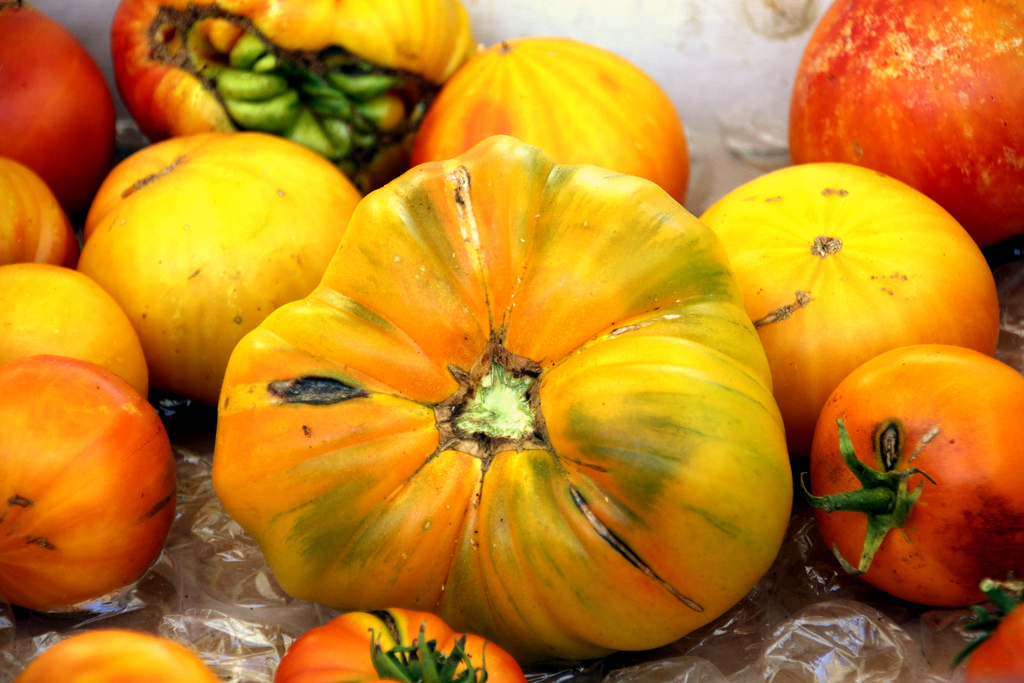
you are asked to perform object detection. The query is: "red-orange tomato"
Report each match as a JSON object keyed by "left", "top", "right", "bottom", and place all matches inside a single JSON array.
[
  {"left": 274, "top": 609, "right": 527, "bottom": 683},
  {"left": 0, "top": 355, "right": 176, "bottom": 611},
  {"left": 965, "top": 603, "right": 1024, "bottom": 682},
  {"left": 0, "top": 2, "right": 116, "bottom": 217},
  {"left": 410, "top": 36, "right": 689, "bottom": 203},
  {"left": 789, "top": 0, "right": 1024, "bottom": 248},
  {"left": 0, "top": 157, "right": 78, "bottom": 267},
  {"left": 13, "top": 629, "right": 221, "bottom": 683},
  {"left": 807, "top": 344, "right": 1024, "bottom": 607}
]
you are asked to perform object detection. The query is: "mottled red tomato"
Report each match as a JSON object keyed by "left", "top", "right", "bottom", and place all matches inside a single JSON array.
[{"left": 0, "top": 1, "right": 116, "bottom": 217}]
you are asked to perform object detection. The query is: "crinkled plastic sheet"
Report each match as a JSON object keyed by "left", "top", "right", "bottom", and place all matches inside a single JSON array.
[{"left": 3, "top": 124, "right": 1023, "bottom": 683}]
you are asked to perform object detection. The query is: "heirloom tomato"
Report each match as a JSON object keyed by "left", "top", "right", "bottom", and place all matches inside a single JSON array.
[
  {"left": 805, "top": 344, "right": 1024, "bottom": 607},
  {"left": 0, "top": 355, "right": 176, "bottom": 611},
  {"left": 111, "top": 0, "right": 477, "bottom": 193},
  {"left": 213, "top": 136, "right": 792, "bottom": 663},
  {"left": 962, "top": 580, "right": 1024, "bottom": 683},
  {"left": 13, "top": 629, "right": 220, "bottom": 682},
  {"left": 274, "top": 608, "right": 526, "bottom": 683},
  {"left": 0, "top": 1, "right": 116, "bottom": 218},
  {"left": 789, "top": 0, "right": 1024, "bottom": 248},
  {"left": 0, "top": 263, "right": 148, "bottom": 396},
  {"left": 0, "top": 157, "right": 79, "bottom": 267},
  {"left": 78, "top": 131, "right": 362, "bottom": 405},
  {"left": 699, "top": 162, "right": 1000, "bottom": 458},
  {"left": 410, "top": 36, "right": 690, "bottom": 204}
]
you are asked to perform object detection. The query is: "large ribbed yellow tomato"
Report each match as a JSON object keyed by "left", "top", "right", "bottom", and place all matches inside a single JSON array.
[
  {"left": 409, "top": 36, "right": 690, "bottom": 203},
  {"left": 78, "top": 132, "right": 362, "bottom": 405},
  {"left": 699, "top": 162, "right": 1000, "bottom": 458},
  {"left": 111, "top": 0, "right": 477, "bottom": 192},
  {"left": 213, "top": 136, "right": 792, "bottom": 663}
]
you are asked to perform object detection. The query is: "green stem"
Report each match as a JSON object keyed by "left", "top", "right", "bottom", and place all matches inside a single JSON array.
[
  {"left": 369, "top": 623, "right": 489, "bottom": 683},
  {"left": 802, "top": 417, "right": 935, "bottom": 576}
]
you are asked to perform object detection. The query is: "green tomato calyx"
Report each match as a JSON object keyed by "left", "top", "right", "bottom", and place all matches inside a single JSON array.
[
  {"left": 801, "top": 417, "right": 936, "bottom": 576},
  {"left": 454, "top": 363, "right": 536, "bottom": 440},
  {"left": 371, "top": 621, "right": 490, "bottom": 683}
]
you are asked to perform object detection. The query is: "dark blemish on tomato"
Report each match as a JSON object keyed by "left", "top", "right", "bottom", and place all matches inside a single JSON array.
[
  {"left": 139, "top": 493, "right": 173, "bottom": 521},
  {"left": 188, "top": 269, "right": 201, "bottom": 279},
  {"left": 25, "top": 536, "right": 56, "bottom": 550},
  {"left": 753, "top": 290, "right": 813, "bottom": 328},
  {"left": 569, "top": 485, "right": 704, "bottom": 613},
  {"left": 234, "top": 316, "right": 242, "bottom": 324},
  {"left": 765, "top": 195, "right": 783, "bottom": 202},
  {"left": 8, "top": 495, "right": 32, "bottom": 508},
  {"left": 268, "top": 376, "right": 368, "bottom": 405},
  {"left": 121, "top": 154, "right": 186, "bottom": 198},
  {"left": 951, "top": 496, "right": 1024, "bottom": 582},
  {"left": 822, "top": 187, "right": 849, "bottom": 197},
  {"left": 302, "top": 425, "right": 312, "bottom": 437}
]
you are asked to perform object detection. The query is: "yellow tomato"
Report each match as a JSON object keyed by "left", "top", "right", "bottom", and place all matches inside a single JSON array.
[
  {"left": 0, "top": 262, "right": 148, "bottom": 396},
  {"left": 78, "top": 132, "right": 362, "bottom": 405}
]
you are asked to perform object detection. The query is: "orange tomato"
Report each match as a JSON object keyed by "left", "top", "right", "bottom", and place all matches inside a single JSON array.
[
  {"left": 0, "top": 157, "right": 79, "bottom": 267},
  {"left": 700, "top": 162, "right": 1000, "bottom": 457},
  {"left": 0, "top": 263, "right": 149, "bottom": 396},
  {"left": 0, "top": 355, "right": 175, "bottom": 611},
  {"left": 13, "top": 629, "right": 220, "bottom": 682},
  {"left": 806, "top": 344, "right": 1024, "bottom": 607},
  {"left": 274, "top": 608, "right": 526, "bottom": 683},
  {"left": 410, "top": 36, "right": 689, "bottom": 203}
]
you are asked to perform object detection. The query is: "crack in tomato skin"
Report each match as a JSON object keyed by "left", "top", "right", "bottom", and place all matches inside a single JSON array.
[
  {"left": 7, "top": 495, "right": 32, "bottom": 508},
  {"left": 120, "top": 154, "right": 186, "bottom": 199},
  {"left": 752, "top": 290, "right": 814, "bottom": 328}
]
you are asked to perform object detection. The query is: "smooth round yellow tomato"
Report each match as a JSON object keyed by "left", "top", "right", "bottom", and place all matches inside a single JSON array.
[
  {"left": 0, "top": 157, "right": 79, "bottom": 267},
  {"left": 13, "top": 629, "right": 220, "bottom": 682},
  {"left": 214, "top": 135, "right": 792, "bottom": 663},
  {"left": 78, "top": 131, "right": 362, "bottom": 405},
  {"left": 0, "top": 262, "right": 148, "bottom": 396},
  {"left": 699, "top": 162, "right": 1000, "bottom": 457}
]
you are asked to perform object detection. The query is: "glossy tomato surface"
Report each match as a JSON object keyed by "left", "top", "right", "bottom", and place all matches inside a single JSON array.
[
  {"left": 214, "top": 136, "right": 792, "bottom": 663},
  {"left": 0, "top": 355, "right": 176, "bottom": 611},
  {"left": 0, "top": 157, "right": 79, "bottom": 267},
  {"left": 0, "top": 263, "right": 148, "bottom": 396},
  {"left": 78, "top": 131, "right": 362, "bottom": 405},
  {"left": 700, "top": 162, "right": 1000, "bottom": 457},
  {"left": 807, "top": 344, "right": 1024, "bottom": 607},
  {"left": 13, "top": 629, "right": 220, "bottom": 683},
  {"left": 0, "top": 1, "right": 116, "bottom": 217},
  {"left": 789, "top": 0, "right": 1024, "bottom": 247},
  {"left": 274, "top": 608, "right": 526, "bottom": 683},
  {"left": 111, "top": 0, "right": 477, "bottom": 191},
  {"left": 410, "top": 36, "right": 690, "bottom": 203}
]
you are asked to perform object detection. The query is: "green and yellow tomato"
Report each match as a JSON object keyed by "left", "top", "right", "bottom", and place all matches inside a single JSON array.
[{"left": 213, "top": 136, "right": 792, "bottom": 663}]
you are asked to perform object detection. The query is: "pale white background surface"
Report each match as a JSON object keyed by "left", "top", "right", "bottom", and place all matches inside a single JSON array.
[{"left": 32, "top": 0, "right": 830, "bottom": 213}]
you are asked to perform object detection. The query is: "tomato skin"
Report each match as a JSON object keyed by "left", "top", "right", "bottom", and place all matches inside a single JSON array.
[
  {"left": 78, "top": 131, "right": 362, "bottom": 405},
  {"left": 965, "top": 604, "right": 1024, "bottom": 682},
  {"left": 0, "top": 2, "right": 116, "bottom": 218},
  {"left": 274, "top": 609, "right": 527, "bottom": 683},
  {"left": 0, "top": 355, "right": 176, "bottom": 611},
  {"left": 699, "top": 162, "right": 1000, "bottom": 457},
  {"left": 13, "top": 629, "right": 221, "bottom": 682},
  {"left": 807, "top": 344, "right": 1024, "bottom": 607},
  {"left": 789, "top": 0, "right": 1024, "bottom": 247},
  {"left": 0, "top": 158, "right": 79, "bottom": 267},
  {"left": 214, "top": 135, "right": 792, "bottom": 662},
  {"left": 410, "top": 36, "right": 689, "bottom": 204},
  {"left": 0, "top": 263, "right": 149, "bottom": 396}
]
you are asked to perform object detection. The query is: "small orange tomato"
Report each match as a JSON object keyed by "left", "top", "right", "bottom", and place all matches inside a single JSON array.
[
  {"left": 0, "top": 355, "right": 176, "bottom": 611},
  {"left": 0, "top": 157, "right": 79, "bottom": 267},
  {"left": 274, "top": 608, "right": 527, "bottom": 683},
  {"left": 0, "top": 263, "right": 149, "bottom": 396},
  {"left": 806, "top": 344, "right": 1024, "bottom": 607},
  {"left": 410, "top": 36, "right": 689, "bottom": 203},
  {"left": 13, "top": 629, "right": 221, "bottom": 682}
]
